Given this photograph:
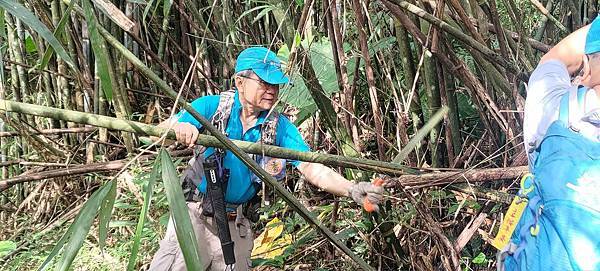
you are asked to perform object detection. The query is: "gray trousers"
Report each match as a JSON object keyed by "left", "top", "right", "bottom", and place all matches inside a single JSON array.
[{"left": 148, "top": 202, "right": 254, "bottom": 271}]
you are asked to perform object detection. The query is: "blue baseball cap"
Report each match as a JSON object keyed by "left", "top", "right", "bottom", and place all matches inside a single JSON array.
[
  {"left": 235, "top": 47, "right": 289, "bottom": 85},
  {"left": 585, "top": 16, "right": 600, "bottom": 54}
]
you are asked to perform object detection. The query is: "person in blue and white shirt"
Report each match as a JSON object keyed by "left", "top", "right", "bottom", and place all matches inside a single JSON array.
[{"left": 501, "top": 16, "right": 600, "bottom": 271}]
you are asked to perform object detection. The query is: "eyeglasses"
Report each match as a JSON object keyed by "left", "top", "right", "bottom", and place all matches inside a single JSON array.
[{"left": 238, "top": 75, "right": 279, "bottom": 89}]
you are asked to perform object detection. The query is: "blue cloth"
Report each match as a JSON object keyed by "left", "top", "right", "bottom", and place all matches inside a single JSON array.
[
  {"left": 235, "top": 47, "right": 289, "bottom": 85},
  {"left": 503, "top": 90, "right": 600, "bottom": 271},
  {"left": 175, "top": 91, "right": 310, "bottom": 204},
  {"left": 586, "top": 17, "right": 600, "bottom": 54}
]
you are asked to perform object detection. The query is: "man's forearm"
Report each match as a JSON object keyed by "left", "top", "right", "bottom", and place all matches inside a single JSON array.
[{"left": 297, "top": 162, "right": 352, "bottom": 197}]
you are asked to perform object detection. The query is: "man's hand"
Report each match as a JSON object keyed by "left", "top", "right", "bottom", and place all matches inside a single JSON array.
[
  {"left": 161, "top": 121, "right": 199, "bottom": 147},
  {"left": 298, "top": 163, "right": 386, "bottom": 212},
  {"left": 348, "top": 182, "right": 384, "bottom": 212}
]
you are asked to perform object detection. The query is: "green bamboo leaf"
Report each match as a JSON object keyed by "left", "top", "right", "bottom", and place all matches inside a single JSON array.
[
  {"left": 254, "top": 6, "right": 275, "bottom": 24},
  {"left": 0, "top": 8, "right": 5, "bottom": 83},
  {"left": 38, "top": 182, "right": 113, "bottom": 271},
  {"left": 0, "top": 7, "right": 6, "bottom": 39},
  {"left": 160, "top": 149, "right": 203, "bottom": 270},
  {"left": 37, "top": 217, "right": 77, "bottom": 271},
  {"left": 0, "top": 0, "right": 75, "bottom": 69},
  {"left": 127, "top": 160, "right": 161, "bottom": 271},
  {"left": 392, "top": 106, "right": 449, "bottom": 164},
  {"left": 162, "top": 0, "right": 172, "bottom": 17},
  {"left": 82, "top": 0, "right": 113, "bottom": 101},
  {"left": 98, "top": 179, "right": 117, "bottom": 251},
  {"left": 38, "top": 0, "right": 75, "bottom": 71},
  {"left": 57, "top": 182, "right": 113, "bottom": 271},
  {"left": 235, "top": 5, "right": 271, "bottom": 24},
  {"left": 277, "top": 38, "right": 347, "bottom": 125},
  {"left": 142, "top": 0, "right": 160, "bottom": 26},
  {"left": 0, "top": 240, "right": 16, "bottom": 257}
]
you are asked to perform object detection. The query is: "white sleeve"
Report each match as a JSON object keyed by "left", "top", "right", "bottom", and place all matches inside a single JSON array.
[{"left": 523, "top": 60, "right": 574, "bottom": 166}]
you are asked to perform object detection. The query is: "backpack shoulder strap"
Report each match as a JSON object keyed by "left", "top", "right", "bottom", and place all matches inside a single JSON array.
[
  {"left": 211, "top": 89, "right": 236, "bottom": 134},
  {"left": 559, "top": 90, "right": 571, "bottom": 123},
  {"left": 261, "top": 110, "right": 280, "bottom": 145},
  {"left": 576, "top": 86, "right": 587, "bottom": 116},
  {"left": 559, "top": 86, "right": 588, "bottom": 125},
  {"left": 211, "top": 89, "right": 281, "bottom": 145}
]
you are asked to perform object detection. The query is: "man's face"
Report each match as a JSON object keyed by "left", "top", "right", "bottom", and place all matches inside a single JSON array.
[{"left": 237, "top": 72, "right": 280, "bottom": 111}]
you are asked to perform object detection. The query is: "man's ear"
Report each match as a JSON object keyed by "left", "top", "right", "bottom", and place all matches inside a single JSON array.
[
  {"left": 580, "top": 55, "right": 593, "bottom": 85},
  {"left": 234, "top": 76, "right": 244, "bottom": 92}
]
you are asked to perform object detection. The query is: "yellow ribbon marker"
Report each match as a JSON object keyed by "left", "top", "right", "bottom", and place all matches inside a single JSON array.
[{"left": 492, "top": 174, "right": 534, "bottom": 250}]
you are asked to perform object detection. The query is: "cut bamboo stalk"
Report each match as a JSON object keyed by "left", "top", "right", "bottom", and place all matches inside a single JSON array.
[{"left": 90, "top": 0, "right": 135, "bottom": 32}]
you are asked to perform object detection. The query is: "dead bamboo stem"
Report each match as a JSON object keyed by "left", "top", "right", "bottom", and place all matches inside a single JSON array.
[
  {"left": 0, "top": 127, "right": 96, "bottom": 138},
  {"left": 385, "top": 166, "right": 527, "bottom": 189}
]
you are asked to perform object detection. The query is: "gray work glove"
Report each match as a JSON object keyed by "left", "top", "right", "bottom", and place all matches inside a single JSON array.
[{"left": 348, "top": 181, "right": 385, "bottom": 212}]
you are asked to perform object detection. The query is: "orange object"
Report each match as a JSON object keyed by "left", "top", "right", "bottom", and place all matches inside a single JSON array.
[
  {"left": 363, "top": 178, "right": 384, "bottom": 212},
  {"left": 372, "top": 178, "right": 384, "bottom": 186}
]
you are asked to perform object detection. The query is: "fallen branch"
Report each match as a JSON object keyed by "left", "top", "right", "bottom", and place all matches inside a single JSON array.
[
  {"left": 385, "top": 166, "right": 527, "bottom": 189},
  {"left": 449, "top": 184, "right": 512, "bottom": 204},
  {"left": 0, "top": 160, "right": 70, "bottom": 168},
  {"left": 0, "top": 149, "right": 192, "bottom": 193},
  {"left": 0, "top": 127, "right": 96, "bottom": 138},
  {"left": 454, "top": 213, "right": 488, "bottom": 252}
]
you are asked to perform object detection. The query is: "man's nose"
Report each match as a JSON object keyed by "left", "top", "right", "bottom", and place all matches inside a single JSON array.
[{"left": 266, "top": 85, "right": 279, "bottom": 94}]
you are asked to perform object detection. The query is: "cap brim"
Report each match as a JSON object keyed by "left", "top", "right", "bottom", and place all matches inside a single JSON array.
[{"left": 252, "top": 66, "right": 289, "bottom": 85}]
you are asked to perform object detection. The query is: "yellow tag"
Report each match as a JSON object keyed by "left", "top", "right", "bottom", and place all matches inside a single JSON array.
[{"left": 492, "top": 196, "right": 528, "bottom": 250}]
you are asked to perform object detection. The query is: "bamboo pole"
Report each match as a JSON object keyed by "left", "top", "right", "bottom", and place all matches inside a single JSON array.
[
  {"left": 353, "top": 0, "right": 386, "bottom": 160},
  {"left": 533, "top": 0, "right": 555, "bottom": 41},
  {"left": 528, "top": 0, "right": 568, "bottom": 34},
  {"left": 0, "top": 51, "right": 4, "bottom": 180},
  {"left": 419, "top": 20, "right": 442, "bottom": 167},
  {"left": 296, "top": 47, "right": 363, "bottom": 161},
  {"left": 393, "top": 21, "right": 421, "bottom": 166},
  {"left": 0, "top": 99, "right": 417, "bottom": 176},
  {"left": 328, "top": 0, "right": 361, "bottom": 150},
  {"left": 389, "top": 0, "right": 520, "bottom": 75}
]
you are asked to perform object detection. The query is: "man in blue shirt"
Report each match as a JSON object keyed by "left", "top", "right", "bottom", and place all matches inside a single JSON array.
[{"left": 149, "top": 47, "right": 384, "bottom": 271}]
